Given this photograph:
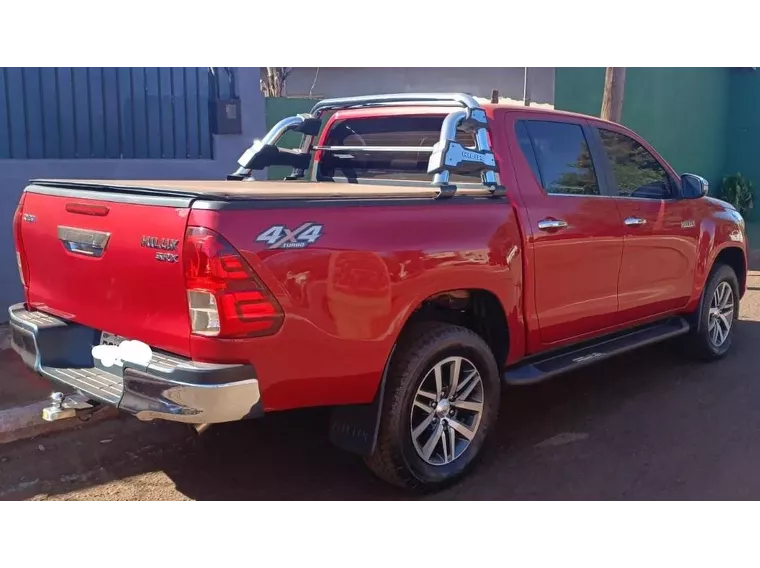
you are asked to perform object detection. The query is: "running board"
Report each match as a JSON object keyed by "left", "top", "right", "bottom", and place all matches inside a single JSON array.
[{"left": 503, "top": 317, "right": 691, "bottom": 386}]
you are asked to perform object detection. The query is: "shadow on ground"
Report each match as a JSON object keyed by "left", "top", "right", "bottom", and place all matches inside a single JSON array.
[{"left": 4, "top": 314, "right": 760, "bottom": 501}]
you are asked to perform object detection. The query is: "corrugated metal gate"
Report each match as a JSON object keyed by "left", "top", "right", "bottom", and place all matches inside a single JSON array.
[{"left": 0, "top": 67, "right": 234, "bottom": 160}]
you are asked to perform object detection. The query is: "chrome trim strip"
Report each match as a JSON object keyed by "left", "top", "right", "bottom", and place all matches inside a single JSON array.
[
  {"left": 624, "top": 217, "right": 647, "bottom": 226},
  {"left": 314, "top": 145, "right": 435, "bottom": 153},
  {"left": 57, "top": 226, "right": 111, "bottom": 257},
  {"left": 537, "top": 219, "right": 569, "bottom": 230}
]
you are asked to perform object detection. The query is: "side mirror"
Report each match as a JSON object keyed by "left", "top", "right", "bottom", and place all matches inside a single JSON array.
[{"left": 681, "top": 173, "right": 709, "bottom": 199}]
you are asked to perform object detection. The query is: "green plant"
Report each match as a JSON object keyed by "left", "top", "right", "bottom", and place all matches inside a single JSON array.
[{"left": 720, "top": 173, "right": 754, "bottom": 216}]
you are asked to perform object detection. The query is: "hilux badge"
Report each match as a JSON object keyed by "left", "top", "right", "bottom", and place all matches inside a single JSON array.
[
  {"left": 142, "top": 236, "right": 180, "bottom": 262},
  {"left": 141, "top": 236, "right": 179, "bottom": 251}
]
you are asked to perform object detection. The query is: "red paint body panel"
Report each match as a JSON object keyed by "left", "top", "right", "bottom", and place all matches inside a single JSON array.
[
  {"left": 501, "top": 111, "right": 625, "bottom": 349},
  {"left": 15, "top": 104, "right": 748, "bottom": 413},
  {"left": 187, "top": 201, "right": 524, "bottom": 410},
  {"left": 21, "top": 192, "right": 192, "bottom": 357}
]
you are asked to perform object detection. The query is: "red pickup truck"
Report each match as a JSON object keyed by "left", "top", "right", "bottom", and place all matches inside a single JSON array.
[{"left": 9, "top": 93, "right": 747, "bottom": 491}]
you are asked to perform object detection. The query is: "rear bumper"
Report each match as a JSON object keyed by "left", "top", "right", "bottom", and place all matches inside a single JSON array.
[{"left": 8, "top": 303, "right": 263, "bottom": 424}]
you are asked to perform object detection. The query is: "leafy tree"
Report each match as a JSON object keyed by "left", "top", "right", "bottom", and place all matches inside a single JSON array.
[
  {"left": 600, "top": 130, "right": 668, "bottom": 194},
  {"left": 260, "top": 67, "right": 293, "bottom": 97},
  {"left": 554, "top": 143, "right": 599, "bottom": 195}
]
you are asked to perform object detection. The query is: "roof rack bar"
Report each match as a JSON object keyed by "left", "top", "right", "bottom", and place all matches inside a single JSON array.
[
  {"left": 309, "top": 93, "right": 481, "bottom": 116},
  {"left": 314, "top": 145, "right": 435, "bottom": 153}
]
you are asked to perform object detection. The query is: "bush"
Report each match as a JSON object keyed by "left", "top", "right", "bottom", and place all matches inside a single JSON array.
[{"left": 719, "top": 173, "right": 754, "bottom": 216}]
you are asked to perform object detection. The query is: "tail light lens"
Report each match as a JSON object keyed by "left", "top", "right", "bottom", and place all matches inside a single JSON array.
[
  {"left": 184, "top": 226, "right": 283, "bottom": 338},
  {"left": 13, "top": 196, "right": 30, "bottom": 291}
]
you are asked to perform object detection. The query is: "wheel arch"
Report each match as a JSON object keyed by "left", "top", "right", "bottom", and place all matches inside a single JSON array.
[
  {"left": 692, "top": 244, "right": 746, "bottom": 333},
  {"left": 712, "top": 245, "right": 747, "bottom": 298},
  {"left": 329, "top": 286, "right": 514, "bottom": 457}
]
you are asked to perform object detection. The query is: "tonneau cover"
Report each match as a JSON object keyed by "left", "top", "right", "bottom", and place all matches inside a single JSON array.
[{"left": 28, "top": 179, "right": 495, "bottom": 201}]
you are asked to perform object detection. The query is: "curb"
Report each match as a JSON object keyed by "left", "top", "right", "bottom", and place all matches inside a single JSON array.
[{"left": 0, "top": 400, "right": 119, "bottom": 445}]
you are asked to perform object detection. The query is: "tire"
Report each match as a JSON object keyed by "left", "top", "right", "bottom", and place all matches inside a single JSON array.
[
  {"left": 365, "top": 322, "right": 501, "bottom": 492},
  {"left": 684, "top": 263, "right": 740, "bottom": 362}
]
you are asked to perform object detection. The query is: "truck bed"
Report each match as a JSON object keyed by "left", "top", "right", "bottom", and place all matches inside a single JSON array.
[{"left": 29, "top": 179, "right": 497, "bottom": 201}]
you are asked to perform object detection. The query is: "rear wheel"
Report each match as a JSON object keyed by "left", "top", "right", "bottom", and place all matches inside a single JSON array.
[
  {"left": 685, "top": 263, "right": 739, "bottom": 361},
  {"left": 365, "top": 322, "right": 500, "bottom": 491}
]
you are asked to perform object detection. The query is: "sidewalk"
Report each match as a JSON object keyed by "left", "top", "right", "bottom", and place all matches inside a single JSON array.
[
  {"left": 0, "top": 327, "right": 53, "bottom": 411},
  {"left": 0, "top": 324, "right": 115, "bottom": 444}
]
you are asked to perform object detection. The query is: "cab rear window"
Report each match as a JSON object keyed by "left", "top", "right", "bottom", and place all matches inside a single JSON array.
[{"left": 318, "top": 115, "right": 481, "bottom": 182}]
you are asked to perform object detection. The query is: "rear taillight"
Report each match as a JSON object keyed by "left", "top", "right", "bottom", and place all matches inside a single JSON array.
[
  {"left": 13, "top": 196, "right": 30, "bottom": 291},
  {"left": 183, "top": 226, "right": 283, "bottom": 338}
]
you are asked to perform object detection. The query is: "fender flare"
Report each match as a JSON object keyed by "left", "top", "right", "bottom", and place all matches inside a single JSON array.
[
  {"left": 328, "top": 285, "right": 516, "bottom": 457},
  {"left": 693, "top": 243, "right": 746, "bottom": 333}
]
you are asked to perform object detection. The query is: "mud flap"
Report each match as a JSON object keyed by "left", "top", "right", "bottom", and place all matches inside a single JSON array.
[{"left": 328, "top": 346, "right": 395, "bottom": 457}]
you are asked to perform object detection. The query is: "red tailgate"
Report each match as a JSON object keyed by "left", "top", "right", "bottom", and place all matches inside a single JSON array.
[{"left": 20, "top": 190, "right": 193, "bottom": 356}]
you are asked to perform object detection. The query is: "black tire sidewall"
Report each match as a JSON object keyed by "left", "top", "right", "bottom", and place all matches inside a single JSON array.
[
  {"left": 696, "top": 264, "right": 739, "bottom": 358},
  {"left": 390, "top": 327, "right": 500, "bottom": 487}
]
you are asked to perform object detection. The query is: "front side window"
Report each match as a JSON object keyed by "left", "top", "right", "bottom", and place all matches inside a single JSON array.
[
  {"left": 517, "top": 120, "right": 600, "bottom": 196},
  {"left": 318, "top": 115, "right": 479, "bottom": 182},
  {"left": 598, "top": 129, "right": 672, "bottom": 199}
]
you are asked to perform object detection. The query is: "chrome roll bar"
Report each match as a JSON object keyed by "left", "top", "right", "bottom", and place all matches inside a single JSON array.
[
  {"left": 309, "top": 92, "right": 482, "bottom": 116},
  {"left": 234, "top": 93, "right": 502, "bottom": 196}
]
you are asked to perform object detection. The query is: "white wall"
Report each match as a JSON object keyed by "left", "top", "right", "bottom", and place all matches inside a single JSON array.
[{"left": 280, "top": 67, "right": 555, "bottom": 104}]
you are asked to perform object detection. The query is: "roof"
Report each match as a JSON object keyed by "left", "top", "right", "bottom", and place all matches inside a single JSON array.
[{"left": 330, "top": 102, "right": 610, "bottom": 125}]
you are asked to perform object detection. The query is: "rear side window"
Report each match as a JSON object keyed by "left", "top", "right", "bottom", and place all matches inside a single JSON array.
[
  {"left": 516, "top": 120, "right": 600, "bottom": 196},
  {"left": 318, "top": 115, "right": 480, "bottom": 182}
]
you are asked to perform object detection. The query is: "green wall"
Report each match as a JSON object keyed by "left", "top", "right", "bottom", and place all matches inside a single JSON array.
[
  {"left": 555, "top": 67, "right": 730, "bottom": 189},
  {"left": 266, "top": 70, "right": 757, "bottom": 218},
  {"left": 264, "top": 97, "right": 318, "bottom": 180},
  {"left": 726, "top": 70, "right": 760, "bottom": 190}
]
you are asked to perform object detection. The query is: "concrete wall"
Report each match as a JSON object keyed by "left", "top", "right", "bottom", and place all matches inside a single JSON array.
[
  {"left": 0, "top": 67, "right": 266, "bottom": 320},
  {"left": 281, "top": 67, "right": 555, "bottom": 104}
]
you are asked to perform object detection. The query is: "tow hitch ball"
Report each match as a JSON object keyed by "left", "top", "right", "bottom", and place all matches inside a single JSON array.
[{"left": 42, "top": 392, "right": 99, "bottom": 422}]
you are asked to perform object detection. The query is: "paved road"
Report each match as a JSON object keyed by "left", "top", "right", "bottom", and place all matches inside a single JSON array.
[{"left": 3, "top": 272, "right": 760, "bottom": 501}]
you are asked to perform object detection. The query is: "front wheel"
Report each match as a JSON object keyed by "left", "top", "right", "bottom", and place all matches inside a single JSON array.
[
  {"left": 365, "top": 322, "right": 501, "bottom": 491},
  {"left": 685, "top": 263, "right": 740, "bottom": 361}
]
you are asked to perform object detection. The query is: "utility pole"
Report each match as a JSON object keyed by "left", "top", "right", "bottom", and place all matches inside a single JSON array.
[
  {"left": 601, "top": 67, "right": 626, "bottom": 123},
  {"left": 523, "top": 67, "right": 531, "bottom": 106}
]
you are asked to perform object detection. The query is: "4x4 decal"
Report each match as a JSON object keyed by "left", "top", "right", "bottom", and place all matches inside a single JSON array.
[{"left": 255, "top": 222, "right": 324, "bottom": 249}]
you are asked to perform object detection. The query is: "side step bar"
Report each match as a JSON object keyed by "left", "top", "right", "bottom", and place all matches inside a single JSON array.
[{"left": 503, "top": 317, "right": 690, "bottom": 386}]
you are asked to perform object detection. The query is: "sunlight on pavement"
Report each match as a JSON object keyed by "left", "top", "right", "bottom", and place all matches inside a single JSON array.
[{"left": 27, "top": 471, "right": 190, "bottom": 501}]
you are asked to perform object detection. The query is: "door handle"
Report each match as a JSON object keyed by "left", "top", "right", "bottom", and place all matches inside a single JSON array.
[
  {"left": 537, "top": 219, "right": 568, "bottom": 231},
  {"left": 624, "top": 217, "right": 647, "bottom": 226}
]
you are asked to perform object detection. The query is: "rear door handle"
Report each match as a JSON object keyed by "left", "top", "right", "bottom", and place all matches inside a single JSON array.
[
  {"left": 537, "top": 219, "right": 568, "bottom": 231},
  {"left": 624, "top": 217, "right": 647, "bottom": 226}
]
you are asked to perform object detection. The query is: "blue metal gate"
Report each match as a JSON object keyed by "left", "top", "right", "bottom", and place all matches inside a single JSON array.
[{"left": 0, "top": 67, "right": 219, "bottom": 160}]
